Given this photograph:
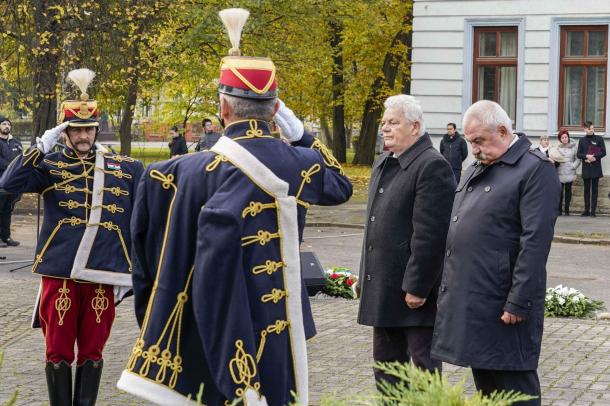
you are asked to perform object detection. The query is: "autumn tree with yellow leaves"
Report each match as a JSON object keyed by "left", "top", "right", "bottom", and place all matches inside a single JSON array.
[{"left": 0, "top": 0, "right": 413, "bottom": 162}]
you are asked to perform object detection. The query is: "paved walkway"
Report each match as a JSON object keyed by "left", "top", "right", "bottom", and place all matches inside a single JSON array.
[{"left": 1, "top": 211, "right": 610, "bottom": 404}]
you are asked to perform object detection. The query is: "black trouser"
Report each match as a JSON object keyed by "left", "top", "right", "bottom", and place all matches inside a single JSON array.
[
  {"left": 452, "top": 168, "right": 462, "bottom": 185},
  {"left": 583, "top": 177, "right": 599, "bottom": 214},
  {"left": 0, "top": 192, "right": 20, "bottom": 240},
  {"left": 373, "top": 326, "right": 441, "bottom": 387},
  {"left": 472, "top": 369, "right": 541, "bottom": 405},
  {"left": 559, "top": 182, "right": 572, "bottom": 214}
]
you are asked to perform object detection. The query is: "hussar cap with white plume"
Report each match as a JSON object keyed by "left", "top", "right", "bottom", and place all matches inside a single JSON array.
[
  {"left": 58, "top": 68, "right": 100, "bottom": 126},
  {"left": 219, "top": 8, "right": 250, "bottom": 56},
  {"left": 217, "top": 8, "right": 278, "bottom": 100},
  {"left": 67, "top": 68, "right": 96, "bottom": 101}
]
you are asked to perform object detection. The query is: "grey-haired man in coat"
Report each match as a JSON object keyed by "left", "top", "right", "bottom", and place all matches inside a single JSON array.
[
  {"left": 357, "top": 95, "right": 456, "bottom": 387},
  {"left": 431, "top": 100, "right": 560, "bottom": 405}
]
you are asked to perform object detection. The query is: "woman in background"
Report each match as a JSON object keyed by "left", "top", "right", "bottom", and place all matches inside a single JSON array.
[{"left": 550, "top": 129, "right": 580, "bottom": 215}]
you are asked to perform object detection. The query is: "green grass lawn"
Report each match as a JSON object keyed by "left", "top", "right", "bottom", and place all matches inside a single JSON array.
[{"left": 125, "top": 146, "right": 372, "bottom": 182}]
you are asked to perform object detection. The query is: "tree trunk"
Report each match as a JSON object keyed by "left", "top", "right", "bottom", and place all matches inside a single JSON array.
[
  {"left": 119, "top": 76, "right": 139, "bottom": 156},
  {"left": 320, "top": 113, "right": 332, "bottom": 147},
  {"left": 401, "top": 30, "right": 413, "bottom": 95},
  {"left": 31, "top": 1, "right": 62, "bottom": 141},
  {"left": 353, "top": 11, "right": 413, "bottom": 166},
  {"left": 329, "top": 19, "right": 346, "bottom": 163}
]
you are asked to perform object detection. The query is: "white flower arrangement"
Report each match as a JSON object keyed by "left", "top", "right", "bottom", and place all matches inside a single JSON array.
[{"left": 544, "top": 284, "right": 604, "bottom": 318}]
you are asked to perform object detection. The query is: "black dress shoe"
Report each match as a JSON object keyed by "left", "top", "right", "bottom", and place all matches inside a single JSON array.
[
  {"left": 581, "top": 212, "right": 590, "bottom": 217},
  {"left": 1, "top": 238, "right": 19, "bottom": 246},
  {"left": 591, "top": 213, "right": 597, "bottom": 217}
]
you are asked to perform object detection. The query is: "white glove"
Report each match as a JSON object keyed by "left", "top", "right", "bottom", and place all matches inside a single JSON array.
[
  {"left": 274, "top": 100, "right": 304, "bottom": 142},
  {"left": 37, "top": 122, "right": 70, "bottom": 153}
]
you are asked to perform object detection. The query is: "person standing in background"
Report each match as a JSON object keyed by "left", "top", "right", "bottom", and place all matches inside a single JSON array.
[
  {"left": 168, "top": 125, "right": 188, "bottom": 157},
  {"left": 550, "top": 129, "right": 579, "bottom": 216},
  {"left": 195, "top": 118, "right": 222, "bottom": 151},
  {"left": 577, "top": 121, "right": 605, "bottom": 217},
  {"left": 439, "top": 122, "right": 468, "bottom": 184},
  {"left": 536, "top": 135, "right": 550, "bottom": 158},
  {"left": 0, "top": 115, "right": 23, "bottom": 246}
]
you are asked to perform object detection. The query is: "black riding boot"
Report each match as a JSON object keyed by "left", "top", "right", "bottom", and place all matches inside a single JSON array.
[
  {"left": 45, "top": 361, "right": 72, "bottom": 406},
  {"left": 73, "top": 359, "right": 103, "bottom": 406}
]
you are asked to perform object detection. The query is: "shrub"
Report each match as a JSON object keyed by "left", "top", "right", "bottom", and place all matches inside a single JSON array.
[
  {"left": 319, "top": 362, "right": 536, "bottom": 406},
  {"left": 0, "top": 351, "right": 18, "bottom": 406}
]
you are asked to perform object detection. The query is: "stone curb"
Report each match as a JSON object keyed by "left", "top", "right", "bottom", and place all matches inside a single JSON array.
[
  {"left": 552, "top": 235, "right": 610, "bottom": 246},
  {"left": 306, "top": 222, "right": 610, "bottom": 246},
  {"left": 306, "top": 222, "right": 364, "bottom": 230}
]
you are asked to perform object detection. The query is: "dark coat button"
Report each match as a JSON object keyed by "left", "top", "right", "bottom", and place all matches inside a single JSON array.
[
  {"left": 446, "top": 249, "right": 451, "bottom": 257},
  {"left": 368, "top": 245, "right": 373, "bottom": 251},
  {"left": 467, "top": 186, "right": 473, "bottom": 192}
]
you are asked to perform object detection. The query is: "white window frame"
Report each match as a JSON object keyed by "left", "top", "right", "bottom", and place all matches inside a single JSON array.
[
  {"left": 549, "top": 17, "right": 610, "bottom": 137},
  {"left": 463, "top": 18, "right": 525, "bottom": 131}
]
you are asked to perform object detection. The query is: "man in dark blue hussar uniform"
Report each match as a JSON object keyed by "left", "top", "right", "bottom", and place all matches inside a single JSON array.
[
  {"left": 117, "top": 8, "right": 352, "bottom": 406},
  {"left": 0, "top": 69, "right": 144, "bottom": 406}
]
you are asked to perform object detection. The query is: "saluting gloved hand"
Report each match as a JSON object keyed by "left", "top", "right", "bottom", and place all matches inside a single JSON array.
[
  {"left": 37, "top": 122, "right": 70, "bottom": 153},
  {"left": 274, "top": 100, "right": 304, "bottom": 142}
]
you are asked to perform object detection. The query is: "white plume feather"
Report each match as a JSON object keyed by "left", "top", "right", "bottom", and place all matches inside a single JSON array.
[
  {"left": 67, "top": 68, "right": 95, "bottom": 96},
  {"left": 219, "top": 8, "right": 250, "bottom": 55}
]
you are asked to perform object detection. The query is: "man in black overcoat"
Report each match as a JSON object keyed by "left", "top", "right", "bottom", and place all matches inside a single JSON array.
[
  {"left": 357, "top": 94, "right": 456, "bottom": 385},
  {"left": 431, "top": 100, "right": 560, "bottom": 405},
  {"left": 439, "top": 122, "right": 468, "bottom": 183}
]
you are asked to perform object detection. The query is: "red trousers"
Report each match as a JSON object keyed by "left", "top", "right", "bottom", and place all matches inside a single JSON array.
[{"left": 39, "top": 276, "right": 115, "bottom": 365}]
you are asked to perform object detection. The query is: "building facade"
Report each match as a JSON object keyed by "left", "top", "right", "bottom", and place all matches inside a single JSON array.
[{"left": 411, "top": 0, "right": 610, "bottom": 172}]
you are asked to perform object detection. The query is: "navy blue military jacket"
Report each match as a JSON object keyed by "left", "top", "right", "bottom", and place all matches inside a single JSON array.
[
  {"left": 118, "top": 120, "right": 352, "bottom": 406},
  {"left": 0, "top": 144, "right": 144, "bottom": 286}
]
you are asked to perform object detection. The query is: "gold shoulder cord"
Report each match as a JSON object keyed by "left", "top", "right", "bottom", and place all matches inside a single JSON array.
[
  {"left": 295, "top": 163, "right": 321, "bottom": 208},
  {"left": 22, "top": 148, "right": 42, "bottom": 167},
  {"left": 205, "top": 154, "right": 229, "bottom": 172},
  {"left": 311, "top": 138, "right": 345, "bottom": 175}
]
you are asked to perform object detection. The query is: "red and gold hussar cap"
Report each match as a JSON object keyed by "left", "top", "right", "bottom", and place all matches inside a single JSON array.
[
  {"left": 58, "top": 68, "right": 99, "bottom": 127},
  {"left": 218, "top": 8, "right": 278, "bottom": 100}
]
